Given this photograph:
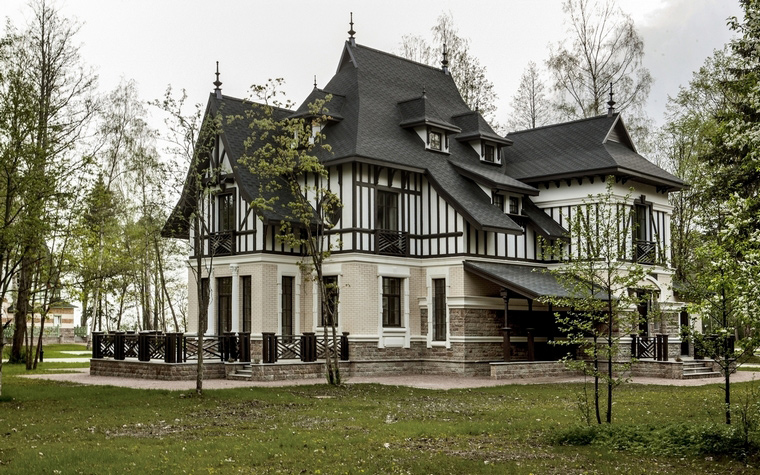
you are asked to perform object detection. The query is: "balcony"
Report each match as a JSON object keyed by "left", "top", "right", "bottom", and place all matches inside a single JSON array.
[{"left": 375, "top": 229, "right": 409, "bottom": 257}]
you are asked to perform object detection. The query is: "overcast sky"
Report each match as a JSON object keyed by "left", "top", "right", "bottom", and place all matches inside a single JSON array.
[{"left": 1, "top": 0, "right": 744, "bottom": 130}]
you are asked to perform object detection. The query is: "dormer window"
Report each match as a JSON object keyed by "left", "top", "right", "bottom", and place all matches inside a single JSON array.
[
  {"left": 492, "top": 193, "right": 504, "bottom": 211},
  {"left": 429, "top": 130, "right": 442, "bottom": 151},
  {"left": 482, "top": 143, "right": 496, "bottom": 163},
  {"left": 508, "top": 197, "right": 519, "bottom": 214}
]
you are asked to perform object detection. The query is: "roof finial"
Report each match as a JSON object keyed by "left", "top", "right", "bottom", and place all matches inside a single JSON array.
[
  {"left": 348, "top": 12, "right": 356, "bottom": 46},
  {"left": 422, "top": 86, "right": 426, "bottom": 98},
  {"left": 441, "top": 43, "right": 449, "bottom": 74},
  {"left": 607, "top": 82, "right": 616, "bottom": 117},
  {"left": 313, "top": 75, "right": 318, "bottom": 89},
  {"left": 213, "top": 61, "right": 222, "bottom": 99}
]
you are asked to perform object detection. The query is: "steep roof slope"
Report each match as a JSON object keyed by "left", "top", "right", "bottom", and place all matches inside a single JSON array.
[{"left": 502, "top": 114, "right": 685, "bottom": 190}]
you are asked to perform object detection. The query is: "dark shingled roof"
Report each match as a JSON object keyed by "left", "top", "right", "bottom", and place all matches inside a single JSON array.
[
  {"left": 463, "top": 261, "right": 573, "bottom": 299},
  {"left": 397, "top": 94, "right": 461, "bottom": 132},
  {"left": 452, "top": 111, "right": 512, "bottom": 145},
  {"left": 521, "top": 198, "right": 567, "bottom": 240},
  {"left": 502, "top": 114, "right": 685, "bottom": 190}
]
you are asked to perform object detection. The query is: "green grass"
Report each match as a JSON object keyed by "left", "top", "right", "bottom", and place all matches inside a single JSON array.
[
  {"left": 0, "top": 364, "right": 759, "bottom": 474},
  {"left": 3, "top": 343, "right": 91, "bottom": 360}
]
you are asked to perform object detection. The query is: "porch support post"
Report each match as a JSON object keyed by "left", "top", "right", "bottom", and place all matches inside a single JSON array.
[
  {"left": 500, "top": 288, "right": 511, "bottom": 362},
  {"left": 526, "top": 328, "right": 535, "bottom": 361},
  {"left": 230, "top": 264, "right": 240, "bottom": 333}
]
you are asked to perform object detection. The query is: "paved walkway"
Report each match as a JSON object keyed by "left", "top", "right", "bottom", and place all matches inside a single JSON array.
[{"left": 20, "top": 367, "right": 760, "bottom": 391}]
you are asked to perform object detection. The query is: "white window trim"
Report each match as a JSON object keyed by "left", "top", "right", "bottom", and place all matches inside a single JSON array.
[
  {"left": 277, "top": 265, "right": 301, "bottom": 336},
  {"left": 313, "top": 264, "right": 342, "bottom": 333},
  {"left": 427, "top": 269, "right": 451, "bottom": 349},
  {"left": 377, "top": 265, "right": 410, "bottom": 349}
]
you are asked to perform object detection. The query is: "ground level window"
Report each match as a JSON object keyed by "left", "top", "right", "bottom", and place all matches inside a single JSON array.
[
  {"left": 432, "top": 279, "right": 446, "bottom": 341},
  {"left": 320, "top": 275, "right": 338, "bottom": 327},
  {"left": 242, "top": 275, "right": 251, "bottom": 332},
  {"left": 217, "top": 276, "right": 232, "bottom": 334},
  {"left": 282, "top": 276, "right": 294, "bottom": 336},
  {"left": 382, "top": 277, "right": 402, "bottom": 327}
]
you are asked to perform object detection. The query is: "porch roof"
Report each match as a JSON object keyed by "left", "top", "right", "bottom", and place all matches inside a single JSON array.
[{"left": 463, "top": 260, "right": 612, "bottom": 301}]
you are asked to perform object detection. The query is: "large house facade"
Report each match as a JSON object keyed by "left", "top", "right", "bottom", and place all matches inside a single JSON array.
[{"left": 165, "top": 35, "right": 688, "bottom": 377}]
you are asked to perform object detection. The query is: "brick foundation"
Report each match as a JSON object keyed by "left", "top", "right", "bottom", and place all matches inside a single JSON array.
[{"left": 90, "top": 359, "right": 226, "bottom": 380}]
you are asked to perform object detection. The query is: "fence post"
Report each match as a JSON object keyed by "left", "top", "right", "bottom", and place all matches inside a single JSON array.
[
  {"left": 237, "top": 332, "right": 251, "bottom": 363},
  {"left": 113, "top": 331, "right": 126, "bottom": 360},
  {"left": 303, "top": 332, "right": 317, "bottom": 362},
  {"left": 340, "top": 332, "right": 350, "bottom": 361},
  {"left": 223, "top": 332, "right": 237, "bottom": 361},
  {"left": 138, "top": 331, "right": 150, "bottom": 361},
  {"left": 630, "top": 334, "right": 638, "bottom": 358},
  {"left": 262, "top": 333, "right": 277, "bottom": 364},
  {"left": 92, "top": 332, "right": 104, "bottom": 359},
  {"left": 164, "top": 333, "right": 176, "bottom": 363}
]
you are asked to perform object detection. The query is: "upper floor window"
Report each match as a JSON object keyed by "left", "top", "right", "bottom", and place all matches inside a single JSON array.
[
  {"left": 429, "top": 130, "right": 442, "bottom": 151},
  {"left": 482, "top": 143, "right": 496, "bottom": 163},
  {"left": 377, "top": 190, "right": 399, "bottom": 231},
  {"left": 218, "top": 193, "right": 235, "bottom": 232},
  {"left": 492, "top": 193, "right": 504, "bottom": 211},
  {"left": 508, "top": 197, "right": 519, "bottom": 214}
]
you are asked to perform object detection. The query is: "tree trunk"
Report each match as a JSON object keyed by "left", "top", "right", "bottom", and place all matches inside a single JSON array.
[{"left": 10, "top": 256, "right": 31, "bottom": 363}]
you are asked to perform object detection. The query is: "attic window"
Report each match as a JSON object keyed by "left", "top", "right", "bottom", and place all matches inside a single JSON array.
[
  {"left": 492, "top": 193, "right": 504, "bottom": 211},
  {"left": 429, "top": 131, "right": 442, "bottom": 151},
  {"left": 508, "top": 197, "right": 519, "bottom": 214},
  {"left": 482, "top": 143, "right": 496, "bottom": 163}
]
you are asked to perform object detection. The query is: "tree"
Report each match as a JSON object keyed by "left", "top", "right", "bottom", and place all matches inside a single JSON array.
[
  {"left": 239, "top": 79, "right": 343, "bottom": 385},
  {"left": 400, "top": 11, "right": 498, "bottom": 122},
  {"left": 505, "top": 61, "right": 553, "bottom": 131},
  {"left": 547, "top": 0, "right": 652, "bottom": 120},
  {"left": 542, "top": 178, "right": 647, "bottom": 424},
  {"left": 153, "top": 86, "right": 220, "bottom": 395},
  {"left": 2, "top": 0, "right": 96, "bottom": 363}
]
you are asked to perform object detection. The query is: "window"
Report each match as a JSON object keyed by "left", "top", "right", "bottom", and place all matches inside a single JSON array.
[
  {"left": 242, "top": 276, "right": 251, "bottom": 333},
  {"left": 376, "top": 190, "right": 398, "bottom": 231},
  {"left": 320, "top": 275, "right": 338, "bottom": 327},
  {"left": 200, "top": 278, "right": 210, "bottom": 332},
  {"left": 382, "top": 277, "right": 402, "bottom": 327},
  {"left": 508, "top": 197, "right": 519, "bottom": 214},
  {"left": 217, "top": 277, "right": 232, "bottom": 334},
  {"left": 482, "top": 143, "right": 496, "bottom": 162},
  {"left": 634, "top": 203, "right": 648, "bottom": 241},
  {"left": 432, "top": 279, "right": 446, "bottom": 341},
  {"left": 218, "top": 193, "right": 235, "bottom": 232},
  {"left": 492, "top": 193, "right": 504, "bottom": 211},
  {"left": 428, "top": 130, "right": 442, "bottom": 151},
  {"left": 281, "top": 276, "right": 294, "bottom": 336}
]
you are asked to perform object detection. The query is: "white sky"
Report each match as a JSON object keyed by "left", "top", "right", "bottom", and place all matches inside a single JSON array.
[{"left": 1, "top": 0, "right": 743, "bottom": 129}]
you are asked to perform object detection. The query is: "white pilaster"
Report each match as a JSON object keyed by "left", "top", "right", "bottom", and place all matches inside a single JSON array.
[
  {"left": 207, "top": 268, "right": 216, "bottom": 336},
  {"left": 230, "top": 264, "right": 240, "bottom": 333}
]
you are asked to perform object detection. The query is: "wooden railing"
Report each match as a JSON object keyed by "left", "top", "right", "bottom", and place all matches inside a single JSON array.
[
  {"left": 92, "top": 331, "right": 251, "bottom": 363},
  {"left": 635, "top": 240, "right": 657, "bottom": 265},
  {"left": 209, "top": 231, "right": 235, "bottom": 256},
  {"left": 630, "top": 334, "right": 669, "bottom": 361},
  {"left": 375, "top": 229, "right": 409, "bottom": 256},
  {"left": 262, "top": 332, "right": 349, "bottom": 364}
]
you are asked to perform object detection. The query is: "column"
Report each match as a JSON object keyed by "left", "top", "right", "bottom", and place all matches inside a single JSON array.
[{"left": 230, "top": 264, "right": 240, "bottom": 333}]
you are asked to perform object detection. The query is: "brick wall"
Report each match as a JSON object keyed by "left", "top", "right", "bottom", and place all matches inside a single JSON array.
[{"left": 90, "top": 359, "right": 226, "bottom": 380}]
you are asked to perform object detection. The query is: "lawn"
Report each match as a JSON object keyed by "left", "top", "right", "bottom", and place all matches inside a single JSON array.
[{"left": 0, "top": 361, "right": 758, "bottom": 474}]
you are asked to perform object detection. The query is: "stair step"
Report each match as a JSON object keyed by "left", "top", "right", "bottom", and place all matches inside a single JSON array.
[
  {"left": 227, "top": 373, "right": 252, "bottom": 381},
  {"left": 683, "top": 371, "right": 721, "bottom": 379}
]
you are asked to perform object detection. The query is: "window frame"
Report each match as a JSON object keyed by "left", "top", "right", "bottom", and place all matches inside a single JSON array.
[
  {"left": 432, "top": 278, "right": 447, "bottom": 341},
  {"left": 319, "top": 275, "right": 339, "bottom": 327},
  {"left": 216, "top": 276, "right": 232, "bottom": 334},
  {"left": 482, "top": 143, "right": 496, "bottom": 163},
  {"left": 382, "top": 277, "right": 403, "bottom": 328},
  {"left": 217, "top": 192, "right": 235, "bottom": 232},
  {"left": 281, "top": 275, "right": 294, "bottom": 336},
  {"left": 242, "top": 275, "right": 251, "bottom": 333},
  {"left": 376, "top": 190, "right": 399, "bottom": 231}
]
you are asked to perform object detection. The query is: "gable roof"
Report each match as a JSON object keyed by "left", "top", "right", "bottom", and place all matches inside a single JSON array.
[{"left": 502, "top": 114, "right": 685, "bottom": 191}]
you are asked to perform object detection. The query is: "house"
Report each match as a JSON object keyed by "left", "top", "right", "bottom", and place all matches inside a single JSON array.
[{"left": 162, "top": 31, "right": 689, "bottom": 379}]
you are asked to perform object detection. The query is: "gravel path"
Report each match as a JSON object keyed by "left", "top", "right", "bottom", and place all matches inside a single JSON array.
[{"left": 21, "top": 368, "right": 760, "bottom": 391}]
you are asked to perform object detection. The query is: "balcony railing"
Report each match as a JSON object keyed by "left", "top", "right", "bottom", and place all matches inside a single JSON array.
[
  {"left": 635, "top": 240, "right": 657, "bottom": 265},
  {"left": 209, "top": 231, "right": 235, "bottom": 256},
  {"left": 375, "top": 229, "right": 409, "bottom": 256}
]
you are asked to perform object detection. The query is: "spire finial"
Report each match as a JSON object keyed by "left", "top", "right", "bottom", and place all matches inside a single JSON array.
[
  {"left": 213, "top": 61, "right": 222, "bottom": 99},
  {"left": 313, "top": 75, "right": 318, "bottom": 89},
  {"left": 422, "top": 86, "right": 427, "bottom": 98},
  {"left": 348, "top": 12, "right": 356, "bottom": 46},
  {"left": 607, "top": 82, "right": 616, "bottom": 117},
  {"left": 441, "top": 43, "right": 449, "bottom": 74}
]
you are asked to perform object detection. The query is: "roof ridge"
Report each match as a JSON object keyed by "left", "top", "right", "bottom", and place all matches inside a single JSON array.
[
  {"left": 353, "top": 43, "right": 448, "bottom": 74},
  {"left": 212, "top": 93, "right": 293, "bottom": 113},
  {"left": 507, "top": 113, "right": 617, "bottom": 136}
]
